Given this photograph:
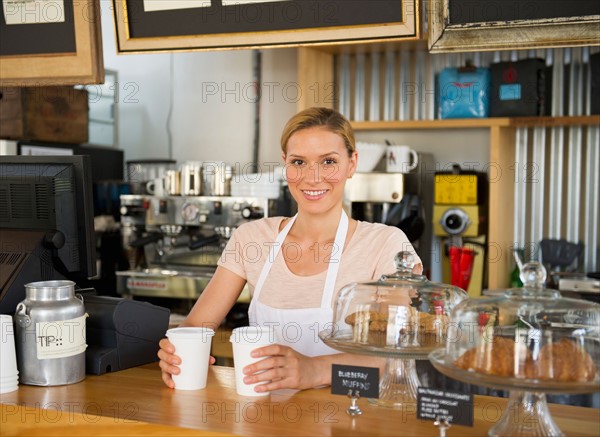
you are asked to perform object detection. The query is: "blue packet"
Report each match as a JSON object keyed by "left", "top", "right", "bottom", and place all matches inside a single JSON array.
[{"left": 438, "top": 67, "right": 491, "bottom": 119}]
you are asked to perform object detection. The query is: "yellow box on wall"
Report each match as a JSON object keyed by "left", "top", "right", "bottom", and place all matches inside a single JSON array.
[{"left": 434, "top": 174, "right": 482, "bottom": 205}]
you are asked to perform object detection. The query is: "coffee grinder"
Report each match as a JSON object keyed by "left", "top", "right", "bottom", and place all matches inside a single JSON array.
[
  {"left": 433, "top": 165, "right": 487, "bottom": 296},
  {"left": 344, "top": 153, "right": 434, "bottom": 275}
]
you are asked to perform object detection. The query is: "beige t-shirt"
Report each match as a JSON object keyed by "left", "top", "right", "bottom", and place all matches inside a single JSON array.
[{"left": 217, "top": 217, "right": 421, "bottom": 309}]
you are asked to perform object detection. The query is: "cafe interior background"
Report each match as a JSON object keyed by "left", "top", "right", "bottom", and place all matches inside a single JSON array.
[
  {"left": 0, "top": 0, "right": 599, "bottom": 410},
  {"left": 0, "top": 0, "right": 600, "bottom": 435},
  {"left": 1, "top": 1, "right": 599, "bottom": 310}
]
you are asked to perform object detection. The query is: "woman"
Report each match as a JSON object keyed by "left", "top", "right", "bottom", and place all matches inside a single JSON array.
[{"left": 158, "top": 107, "right": 422, "bottom": 392}]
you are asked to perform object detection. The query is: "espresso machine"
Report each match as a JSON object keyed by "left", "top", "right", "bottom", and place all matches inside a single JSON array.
[
  {"left": 343, "top": 152, "right": 434, "bottom": 276},
  {"left": 117, "top": 194, "right": 274, "bottom": 301}
]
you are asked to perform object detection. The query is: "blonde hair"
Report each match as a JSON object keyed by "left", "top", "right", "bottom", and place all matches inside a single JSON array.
[{"left": 280, "top": 107, "right": 355, "bottom": 157}]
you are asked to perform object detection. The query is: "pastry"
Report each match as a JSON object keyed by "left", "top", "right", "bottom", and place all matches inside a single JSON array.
[
  {"left": 345, "top": 310, "right": 390, "bottom": 344},
  {"left": 344, "top": 308, "right": 449, "bottom": 347},
  {"left": 454, "top": 336, "right": 526, "bottom": 377},
  {"left": 526, "top": 338, "right": 596, "bottom": 382},
  {"left": 454, "top": 337, "right": 597, "bottom": 382},
  {"left": 345, "top": 310, "right": 387, "bottom": 325}
]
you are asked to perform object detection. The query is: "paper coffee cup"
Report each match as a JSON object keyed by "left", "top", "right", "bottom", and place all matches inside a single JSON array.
[
  {"left": 230, "top": 326, "right": 275, "bottom": 397},
  {"left": 166, "top": 327, "right": 215, "bottom": 390}
]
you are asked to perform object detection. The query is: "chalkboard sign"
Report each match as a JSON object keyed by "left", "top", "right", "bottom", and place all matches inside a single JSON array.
[
  {"left": 417, "top": 387, "right": 474, "bottom": 427},
  {"left": 331, "top": 364, "right": 379, "bottom": 398},
  {"left": 429, "top": 0, "right": 600, "bottom": 53},
  {"left": 113, "top": 0, "right": 418, "bottom": 53},
  {"left": 0, "top": 0, "right": 104, "bottom": 86}
]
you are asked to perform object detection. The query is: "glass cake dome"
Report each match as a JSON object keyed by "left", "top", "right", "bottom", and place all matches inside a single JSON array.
[
  {"left": 428, "top": 261, "right": 600, "bottom": 436},
  {"left": 320, "top": 252, "right": 469, "bottom": 408},
  {"left": 321, "top": 252, "right": 469, "bottom": 358}
]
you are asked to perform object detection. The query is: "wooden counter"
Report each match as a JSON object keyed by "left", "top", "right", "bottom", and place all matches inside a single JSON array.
[
  {"left": 0, "top": 404, "right": 231, "bottom": 436},
  {"left": 1, "top": 365, "right": 599, "bottom": 436}
]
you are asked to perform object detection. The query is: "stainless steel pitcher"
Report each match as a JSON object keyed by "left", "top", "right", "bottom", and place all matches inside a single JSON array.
[
  {"left": 180, "top": 162, "right": 203, "bottom": 196},
  {"left": 202, "top": 162, "right": 232, "bottom": 196},
  {"left": 14, "top": 280, "right": 87, "bottom": 386}
]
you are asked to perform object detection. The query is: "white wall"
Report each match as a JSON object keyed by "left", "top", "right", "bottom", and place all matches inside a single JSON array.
[{"left": 98, "top": 2, "right": 297, "bottom": 170}]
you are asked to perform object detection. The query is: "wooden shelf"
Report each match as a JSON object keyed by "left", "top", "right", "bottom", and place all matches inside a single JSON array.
[{"left": 351, "top": 115, "right": 600, "bottom": 130}]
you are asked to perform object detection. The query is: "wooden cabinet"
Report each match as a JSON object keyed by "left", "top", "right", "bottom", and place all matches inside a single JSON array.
[
  {"left": 295, "top": 46, "right": 600, "bottom": 289},
  {"left": 0, "top": 86, "right": 89, "bottom": 144}
]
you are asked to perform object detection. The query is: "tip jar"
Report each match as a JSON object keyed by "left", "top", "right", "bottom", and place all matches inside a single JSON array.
[{"left": 14, "top": 280, "right": 87, "bottom": 386}]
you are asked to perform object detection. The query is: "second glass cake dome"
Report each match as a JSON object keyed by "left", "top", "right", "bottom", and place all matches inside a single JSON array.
[
  {"left": 429, "top": 261, "right": 600, "bottom": 391},
  {"left": 320, "top": 252, "right": 469, "bottom": 359},
  {"left": 428, "top": 261, "right": 600, "bottom": 436}
]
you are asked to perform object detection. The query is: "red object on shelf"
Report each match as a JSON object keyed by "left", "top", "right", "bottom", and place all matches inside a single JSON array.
[
  {"left": 449, "top": 246, "right": 475, "bottom": 290},
  {"left": 449, "top": 246, "right": 462, "bottom": 287}
]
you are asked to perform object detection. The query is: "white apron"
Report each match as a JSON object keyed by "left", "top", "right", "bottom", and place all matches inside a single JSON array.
[{"left": 248, "top": 211, "right": 348, "bottom": 357}]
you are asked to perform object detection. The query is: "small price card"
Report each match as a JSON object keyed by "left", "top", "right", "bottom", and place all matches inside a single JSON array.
[
  {"left": 417, "top": 387, "right": 474, "bottom": 427},
  {"left": 331, "top": 364, "right": 379, "bottom": 398}
]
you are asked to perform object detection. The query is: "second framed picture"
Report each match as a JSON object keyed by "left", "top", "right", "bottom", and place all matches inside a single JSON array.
[
  {"left": 113, "top": 0, "right": 419, "bottom": 53},
  {"left": 428, "top": 0, "right": 600, "bottom": 53}
]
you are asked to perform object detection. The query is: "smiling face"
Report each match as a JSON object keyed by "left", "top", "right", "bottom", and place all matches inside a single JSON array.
[{"left": 283, "top": 126, "right": 357, "bottom": 216}]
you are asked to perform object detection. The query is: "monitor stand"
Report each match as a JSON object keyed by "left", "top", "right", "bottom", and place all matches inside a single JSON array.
[{"left": 0, "top": 230, "right": 64, "bottom": 315}]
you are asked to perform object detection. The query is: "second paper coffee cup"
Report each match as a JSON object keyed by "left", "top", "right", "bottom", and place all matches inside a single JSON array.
[{"left": 230, "top": 326, "right": 275, "bottom": 396}]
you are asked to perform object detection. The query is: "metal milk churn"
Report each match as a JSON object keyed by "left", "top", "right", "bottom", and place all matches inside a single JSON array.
[{"left": 14, "top": 280, "right": 87, "bottom": 386}]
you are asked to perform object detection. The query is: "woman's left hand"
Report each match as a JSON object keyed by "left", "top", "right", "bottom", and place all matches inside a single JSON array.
[{"left": 242, "top": 344, "right": 325, "bottom": 393}]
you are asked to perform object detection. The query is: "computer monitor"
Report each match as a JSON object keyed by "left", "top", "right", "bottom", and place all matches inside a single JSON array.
[{"left": 0, "top": 155, "right": 97, "bottom": 314}]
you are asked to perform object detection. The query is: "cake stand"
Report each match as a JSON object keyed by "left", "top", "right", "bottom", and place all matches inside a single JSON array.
[
  {"left": 319, "top": 251, "right": 468, "bottom": 409},
  {"left": 429, "top": 348, "right": 600, "bottom": 436},
  {"left": 321, "top": 331, "right": 435, "bottom": 408}
]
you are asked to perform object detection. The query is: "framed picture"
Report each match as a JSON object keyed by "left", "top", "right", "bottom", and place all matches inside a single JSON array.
[
  {"left": 428, "top": 0, "right": 600, "bottom": 53},
  {"left": 113, "top": 0, "right": 418, "bottom": 53},
  {"left": 0, "top": 0, "right": 104, "bottom": 86}
]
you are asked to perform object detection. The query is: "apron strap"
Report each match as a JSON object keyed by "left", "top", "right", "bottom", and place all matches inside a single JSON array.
[
  {"left": 253, "top": 214, "right": 297, "bottom": 301},
  {"left": 320, "top": 211, "right": 349, "bottom": 307}
]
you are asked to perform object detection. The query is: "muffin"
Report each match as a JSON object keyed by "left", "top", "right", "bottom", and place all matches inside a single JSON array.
[{"left": 345, "top": 307, "right": 448, "bottom": 347}]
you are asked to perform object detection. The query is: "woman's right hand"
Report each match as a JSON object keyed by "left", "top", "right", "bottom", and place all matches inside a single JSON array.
[{"left": 157, "top": 338, "right": 217, "bottom": 388}]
